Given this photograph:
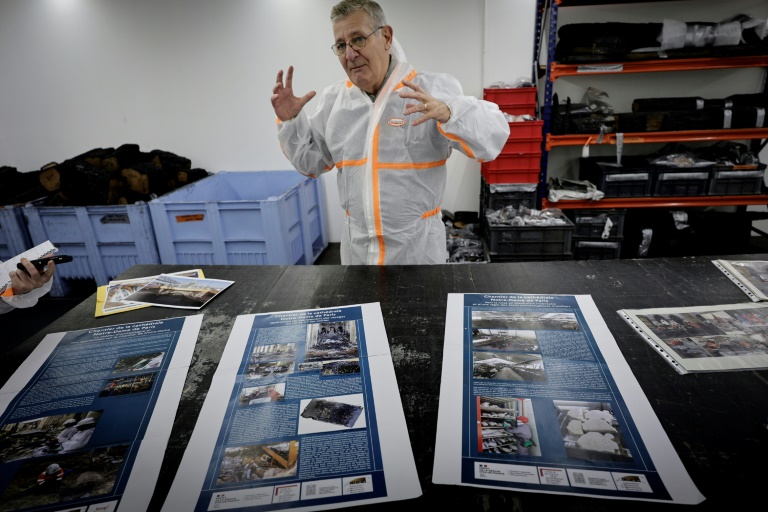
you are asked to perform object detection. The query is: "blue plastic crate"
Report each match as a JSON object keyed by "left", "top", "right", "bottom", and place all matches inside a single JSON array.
[
  {"left": 22, "top": 202, "right": 160, "bottom": 296},
  {"left": 148, "top": 171, "right": 328, "bottom": 266},
  {"left": 0, "top": 204, "right": 33, "bottom": 262}
]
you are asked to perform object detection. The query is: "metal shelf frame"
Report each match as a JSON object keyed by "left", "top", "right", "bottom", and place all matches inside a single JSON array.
[
  {"left": 534, "top": 0, "right": 768, "bottom": 210},
  {"left": 543, "top": 195, "right": 768, "bottom": 210},
  {"left": 547, "top": 128, "right": 768, "bottom": 150},
  {"left": 550, "top": 56, "right": 768, "bottom": 81}
]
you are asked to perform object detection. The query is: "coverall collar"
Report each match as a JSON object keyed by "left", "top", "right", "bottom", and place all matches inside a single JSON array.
[{"left": 365, "top": 55, "right": 396, "bottom": 102}]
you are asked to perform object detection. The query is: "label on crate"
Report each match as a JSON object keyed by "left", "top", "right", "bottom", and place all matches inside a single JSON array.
[
  {"left": 577, "top": 64, "right": 624, "bottom": 73},
  {"left": 175, "top": 214, "right": 205, "bottom": 223},
  {"left": 100, "top": 214, "right": 130, "bottom": 224},
  {"left": 657, "top": 172, "right": 708, "bottom": 181}
]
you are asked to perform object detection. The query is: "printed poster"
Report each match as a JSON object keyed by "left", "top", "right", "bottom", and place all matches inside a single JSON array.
[
  {"left": 433, "top": 293, "right": 704, "bottom": 505},
  {"left": 619, "top": 301, "right": 768, "bottom": 374},
  {"left": 712, "top": 259, "right": 768, "bottom": 302},
  {"left": 0, "top": 315, "right": 202, "bottom": 512},
  {"left": 121, "top": 274, "right": 234, "bottom": 310},
  {"left": 96, "top": 269, "right": 206, "bottom": 317},
  {"left": 163, "top": 303, "right": 420, "bottom": 511}
]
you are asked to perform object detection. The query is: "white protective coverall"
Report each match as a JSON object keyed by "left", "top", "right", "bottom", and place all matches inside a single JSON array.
[
  {"left": 277, "top": 56, "right": 509, "bottom": 265},
  {"left": 0, "top": 277, "right": 52, "bottom": 314}
]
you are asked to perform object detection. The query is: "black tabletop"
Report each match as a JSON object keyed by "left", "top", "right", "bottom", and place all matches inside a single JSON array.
[{"left": 4, "top": 256, "right": 768, "bottom": 512}]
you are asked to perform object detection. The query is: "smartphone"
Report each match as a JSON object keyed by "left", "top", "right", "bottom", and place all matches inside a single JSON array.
[{"left": 17, "top": 255, "right": 73, "bottom": 275}]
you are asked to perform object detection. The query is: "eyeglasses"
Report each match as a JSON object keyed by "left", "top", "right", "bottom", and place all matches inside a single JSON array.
[{"left": 331, "top": 26, "right": 383, "bottom": 56}]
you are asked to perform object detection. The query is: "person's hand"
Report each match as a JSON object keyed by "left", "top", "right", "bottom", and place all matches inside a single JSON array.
[
  {"left": 400, "top": 79, "right": 452, "bottom": 126},
  {"left": 10, "top": 254, "right": 56, "bottom": 295},
  {"left": 271, "top": 66, "right": 316, "bottom": 122}
]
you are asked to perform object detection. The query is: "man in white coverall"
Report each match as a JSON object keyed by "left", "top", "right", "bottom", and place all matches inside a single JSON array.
[
  {"left": 56, "top": 419, "right": 79, "bottom": 444},
  {"left": 60, "top": 417, "right": 96, "bottom": 452},
  {"left": 272, "top": 0, "right": 510, "bottom": 265}
]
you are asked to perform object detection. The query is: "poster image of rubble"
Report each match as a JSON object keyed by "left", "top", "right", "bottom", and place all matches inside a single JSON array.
[
  {"left": 434, "top": 293, "right": 704, "bottom": 505},
  {"left": 298, "top": 394, "right": 366, "bottom": 434},
  {"left": 619, "top": 302, "right": 768, "bottom": 374},
  {"left": 216, "top": 441, "right": 300, "bottom": 484},
  {"left": 554, "top": 401, "right": 633, "bottom": 463},
  {"left": 121, "top": 274, "right": 234, "bottom": 310},
  {"left": 99, "top": 269, "right": 205, "bottom": 316},
  {"left": 162, "top": 304, "right": 421, "bottom": 512},
  {"left": 0, "top": 315, "right": 203, "bottom": 512},
  {"left": 303, "top": 321, "right": 358, "bottom": 361}
]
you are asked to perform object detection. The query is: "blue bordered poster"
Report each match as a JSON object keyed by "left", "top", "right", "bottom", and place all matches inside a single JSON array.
[
  {"left": 433, "top": 293, "right": 704, "bottom": 505},
  {"left": 163, "top": 303, "right": 420, "bottom": 511},
  {"left": 0, "top": 315, "right": 203, "bottom": 512}
]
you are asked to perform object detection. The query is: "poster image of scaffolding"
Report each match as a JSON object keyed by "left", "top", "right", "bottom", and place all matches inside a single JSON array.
[
  {"left": 433, "top": 293, "right": 704, "bottom": 505},
  {"left": 162, "top": 303, "right": 420, "bottom": 511},
  {"left": 0, "top": 315, "right": 203, "bottom": 512}
]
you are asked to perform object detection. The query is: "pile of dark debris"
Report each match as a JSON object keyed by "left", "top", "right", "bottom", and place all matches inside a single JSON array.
[{"left": 0, "top": 143, "right": 209, "bottom": 207}]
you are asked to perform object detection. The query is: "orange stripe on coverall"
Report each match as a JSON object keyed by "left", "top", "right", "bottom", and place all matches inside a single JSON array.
[
  {"left": 370, "top": 160, "right": 443, "bottom": 262},
  {"left": 381, "top": 157, "right": 444, "bottom": 218},
  {"left": 393, "top": 69, "right": 418, "bottom": 90},
  {"left": 372, "top": 125, "right": 386, "bottom": 265},
  {"left": 422, "top": 206, "right": 441, "bottom": 219},
  {"left": 378, "top": 159, "right": 447, "bottom": 170},
  {"left": 335, "top": 158, "right": 368, "bottom": 169},
  {"left": 437, "top": 123, "right": 476, "bottom": 159}
]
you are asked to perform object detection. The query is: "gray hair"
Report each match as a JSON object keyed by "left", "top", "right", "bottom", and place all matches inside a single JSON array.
[{"left": 331, "top": 0, "right": 387, "bottom": 30}]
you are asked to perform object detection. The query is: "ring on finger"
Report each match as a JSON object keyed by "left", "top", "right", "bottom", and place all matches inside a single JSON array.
[{"left": 422, "top": 103, "right": 428, "bottom": 111}]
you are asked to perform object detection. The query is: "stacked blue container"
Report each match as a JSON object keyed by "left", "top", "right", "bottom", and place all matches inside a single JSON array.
[
  {"left": 22, "top": 203, "right": 160, "bottom": 297},
  {"left": 147, "top": 171, "right": 328, "bottom": 266}
]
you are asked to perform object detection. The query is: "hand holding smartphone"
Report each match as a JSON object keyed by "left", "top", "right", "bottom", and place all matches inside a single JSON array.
[{"left": 17, "top": 255, "right": 73, "bottom": 276}]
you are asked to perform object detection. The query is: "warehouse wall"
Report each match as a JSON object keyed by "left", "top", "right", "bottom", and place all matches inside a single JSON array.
[
  {"left": 0, "top": 0, "right": 765, "bottom": 243},
  {"left": 0, "top": 0, "right": 535, "bottom": 243}
]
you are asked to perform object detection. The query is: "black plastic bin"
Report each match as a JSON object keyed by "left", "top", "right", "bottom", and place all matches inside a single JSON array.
[{"left": 579, "top": 157, "right": 654, "bottom": 198}]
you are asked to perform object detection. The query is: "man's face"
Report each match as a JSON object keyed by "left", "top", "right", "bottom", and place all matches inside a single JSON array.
[{"left": 332, "top": 10, "right": 392, "bottom": 94}]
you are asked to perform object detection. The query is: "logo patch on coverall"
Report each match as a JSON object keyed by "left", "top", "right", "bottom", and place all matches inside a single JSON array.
[{"left": 387, "top": 117, "right": 405, "bottom": 127}]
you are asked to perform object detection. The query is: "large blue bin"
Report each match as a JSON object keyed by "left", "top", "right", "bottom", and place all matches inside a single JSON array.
[
  {"left": 147, "top": 171, "right": 328, "bottom": 266},
  {"left": 0, "top": 204, "right": 34, "bottom": 262},
  {"left": 22, "top": 202, "right": 160, "bottom": 296}
]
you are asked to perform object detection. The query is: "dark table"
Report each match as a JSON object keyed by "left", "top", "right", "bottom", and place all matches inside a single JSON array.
[{"left": 4, "top": 255, "right": 768, "bottom": 512}]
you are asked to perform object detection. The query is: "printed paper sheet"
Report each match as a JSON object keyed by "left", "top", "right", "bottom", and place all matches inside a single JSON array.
[
  {"left": 0, "top": 315, "right": 203, "bottom": 512},
  {"left": 433, "top": 293, "right": 703, "bottom": 505},
  {"left": 163, "top": 303, "right": 420, "bottom": 511}
]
